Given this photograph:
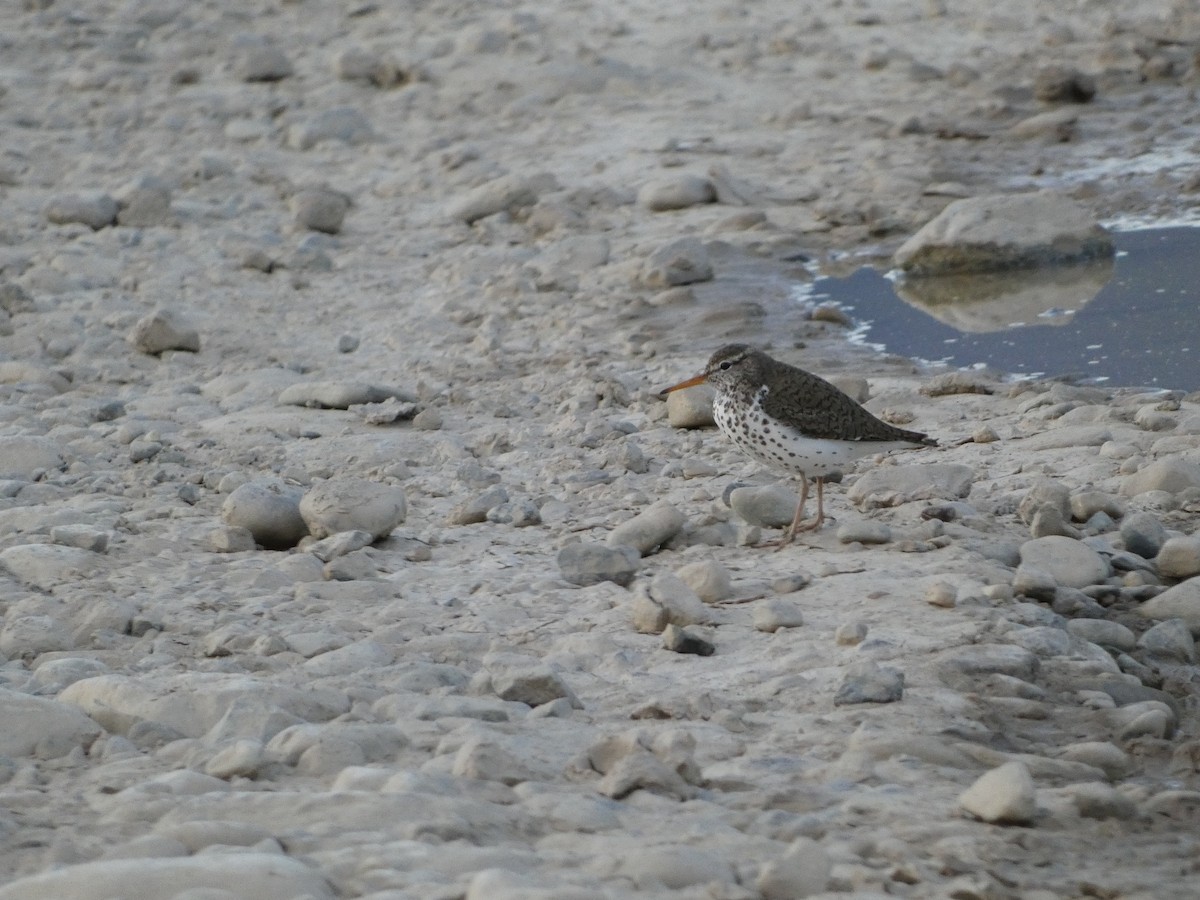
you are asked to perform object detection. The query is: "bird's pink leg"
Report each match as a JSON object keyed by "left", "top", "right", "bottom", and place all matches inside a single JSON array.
[
  {"left": 768, "top": 476, "right": 810, "bottom": 548},
  {"left": 796, "top": 478, "right": 826, "bottom": 532}
]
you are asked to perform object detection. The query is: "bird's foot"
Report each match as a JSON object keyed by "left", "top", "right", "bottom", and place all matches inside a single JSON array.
[
  {"left": 794, "top": 515, "right": 825, "bottom": 533},
  {"left": 760, "top": 517, "right": 826, "bottom": 549}
]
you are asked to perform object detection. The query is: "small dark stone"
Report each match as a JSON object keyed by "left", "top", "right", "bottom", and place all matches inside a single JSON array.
[
  {"left": 1051, "top": 587, "right": 1107, "bottom": 618},
  {"left": 557, "top": 542, "right": 639, "bottom": 587},
  {"left": 834, "top": 661, "right": 904, "bottom": 705},
  {"left": 661, "top": 624, "right": 715, "bottom": 656},
  {"left": 1033, "top": 65, "right": 1096, "bottom": 104}
]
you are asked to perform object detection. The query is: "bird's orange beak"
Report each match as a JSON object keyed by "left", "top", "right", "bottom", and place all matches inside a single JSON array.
[{"left": 658, "top": 372, "right": 708, "bottom": 399}]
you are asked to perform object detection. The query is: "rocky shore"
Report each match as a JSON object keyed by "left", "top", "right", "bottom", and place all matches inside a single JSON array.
[{"left": 2, "top": 1, "right": 1200, "bottom": 898}]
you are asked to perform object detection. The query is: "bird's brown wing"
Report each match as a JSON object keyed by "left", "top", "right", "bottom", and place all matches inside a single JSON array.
[{"left": 761, "top": 362, "right": 931, "bottom": 444}]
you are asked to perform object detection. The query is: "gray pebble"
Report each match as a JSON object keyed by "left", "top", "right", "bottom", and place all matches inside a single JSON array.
[
  {"left": 446, "top": 485, "right": 509, "bottom": 526},
  {"left": 291, "top": 188, "right": 350, "bottom": 234},
  {"left": 1033, "top": 64, "right": 1096, "bottom": 103},
  {"left": 127, "top": 308, "right": 200, "bottom": 355},
  {"left": 287, "top": 235, "right": 334, "bottom": 271},
  {"left": 1070, "top": 491, "right": 1125, "bottom": 522},
  {"left": 608, "top": 440, "right": 648, "bottom": 474},
  {"left": 557, "top": 542, "right": 639, "bottom": 587},
  {"left": 1155, "top": 535, "right": 1200, "bottom": 579},
  {"left": 0, "top": 282, "right": 34, "bottom": 314},
  {"left": 753, "top": 598, "right": 805, "bottom": 632},
  {"left": 834, "top": 661, "right": 904, "bottom": 705},
  {"left": 336, "top": 334, "right": 359, "bottom": 353},
  {"left": 308, "top": 529, "right": 374, "bottom": 562},
  {"left": 1018, "top": 479, "right": 1072, "bottom": 525},
  {"left": 208, "top": 525, "right": 256, "bottom": 554},
  {"left": 665, "top": 384, "right": 715, "bottom": 428},
  {"left": 1012, "top": 564, "right": 1057, "bottom": 602},
  {"left": 608, "top": 501, "right": 685, "bottom": 555},
  {"left": 129, "top": 439, "right": 163, "bottom": 462},
  {"left": 647, "top": 573, "right": 713, "bottom": 627},
  {"left": 631, "top": 579, "right": 708, "bottom": 633},
  {"left": 45, "top": 192, "right": 119, "bottom": 230},
  {"left": 1120, "top": 511, "right": 1167, "bottom": 559},
  {"left": 300, "top": 478, "right": 406, "bottom": 540},
  {"left": 637, "top": 175, "right": 716, "bottom": 211},
  {"left": 491, "top": 665, "right": 578, "bottom": 708},
  {"left": 1066, "top": 782, "right": 1137, "bottom": 821},
  {"left": 958, "top": 761, "right": 1036, "bottom": 825},
  {"left": 1019, "top": 535, "right": 1109, "bottom": 588},
  {"left": 661, "top": 624, "right": 715, "bottom": 656},
  {"left": 324, "top": 549, "right": 380, "bottom": 581},
  {"left": 729, "top": 484, "right": 797, "bottom": 528},
  {"left": 757, "top": 839, "right": 832, "bottom": 900},
  {"left": 220, "top": 480, "right": 308, "bottom": 550},
  {"left": 772, "top": 572, "right": 812, "bottom": 594},
  {"left": 925, "top": 581, "right": 957, "bottom": 608},
  {"left": 1008, "top": 108, "right": 1075, "bottom": 145},
  {"left": 836, "top": 520, "right": 892, "bottom": 544},
  {"left": 331, "top": 47, "right": 407, "bottom": 87},
  {"left": 486, "top": 499, "right": 541, "bottom": 527},
  {"left": 412, "top": 407, "right": 443, "bottom": 430},
  {"left": 641, "top": 237, "right": 713, "bottom": 287},
  {"left": 1066, "top": 618, "right": 1135, "bottom": 652},
  {"left": 446, "top": 173, "right": 549, "bottom": 224},
  {"left": 675, "top": 558, "right": 733, "bottom": 603},
  {"left": 1137, "top": 618, "right": 1196, "bottom": 663},
  {"left": 1030, "top": 504, "right": 1080, "bottom": 538},
  {"left": 1051, "top": 587, "right": 1107, "bottom": 618},
  {"left": 835, "top": 621, "right": 868, "bottom": 645},
  {"left": 239, "top": 246, "right": 276, "bottom": 272},
  {"left": 49, "top": 525, "right": 108, "bottom": 553},
  {"left": 116, "top": 178, "right": 172, "bottom": 227},
  {"left": 235, "top": 43, "right": 294, "bottom": 82},
  {"left": 287, "top": 106, "right": 374, "bottom": 150}
]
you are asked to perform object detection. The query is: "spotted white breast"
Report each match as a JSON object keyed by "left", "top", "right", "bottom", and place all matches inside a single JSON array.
[{"left": 713, "top": 386, "right": 910, "bottom": 477}]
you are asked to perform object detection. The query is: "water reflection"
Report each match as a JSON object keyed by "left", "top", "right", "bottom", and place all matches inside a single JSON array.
[
  {"left": 892, "top": 257, "right": 1114, "bottom": 333},
  {"left": 808, "top": 226, "right": 1200, "bottom": 391}
]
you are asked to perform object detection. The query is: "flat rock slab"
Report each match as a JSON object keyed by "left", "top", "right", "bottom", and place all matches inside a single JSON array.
[
  {"left": 729, "top": 484, "right": 797, "bottom": 528},
  {"left": 1023, "top": 425, "right": 1113, "bottom": 450},
  {"left": 894, "top": 191, "right": 1113, "bottom": 275},
  {"left": 278, "top": 380, "right": 415, "bottom": 409},
  {"left": 0, "top": 688, "right": 102, "bottom": 758},
  {"left": 300, "top": 477, "right": 407, "bottom": 540},
  {"left": 1121, "top": 459, "right": 1200, "bottom": 498},
  {"left": 0, "top": 435, "right": 67, "bottom": 479},
  {"left": 1137, "top": 578, "right": 1200, "bottom": 634},
  {"left": 0, "top": 544, "right": 101, "bottom": 591},
  {"left": 58, "top": 673, "right": 350, "bottom": 739},
  {"left": 558, "top": 542, "right": 639, "bottom": 586},
  {"left": 847, "top": 463, "right": 974, "bottom": 507},
  {"left": 1019, "top": 535, "right": 1110, "bottom": 588},
  {"left": 0, "top": 853, "right": 333, "bottom": 900}
]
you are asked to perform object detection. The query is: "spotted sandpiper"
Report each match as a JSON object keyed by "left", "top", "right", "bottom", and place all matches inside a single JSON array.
[{"left": 662, "top": 343, "right": 936, "bottom": 544}]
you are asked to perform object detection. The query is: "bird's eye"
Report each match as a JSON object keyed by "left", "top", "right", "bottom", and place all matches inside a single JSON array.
[{"left": 718, "top": 361, "right": 732, "bottom": 371}]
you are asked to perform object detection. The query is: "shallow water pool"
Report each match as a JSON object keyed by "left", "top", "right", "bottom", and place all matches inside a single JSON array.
[{"left": 806, "top": 226, "right": 1200, "bottom": 392}]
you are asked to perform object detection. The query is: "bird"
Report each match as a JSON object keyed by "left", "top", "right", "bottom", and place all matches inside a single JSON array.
[{"left": 662, "top": 343, "right": 936, "bottom": 545}]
